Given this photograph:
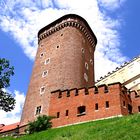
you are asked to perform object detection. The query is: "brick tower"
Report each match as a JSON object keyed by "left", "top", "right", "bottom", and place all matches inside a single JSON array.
[{"left": 20, "top": 14, "right": 97, "bottom": 127}]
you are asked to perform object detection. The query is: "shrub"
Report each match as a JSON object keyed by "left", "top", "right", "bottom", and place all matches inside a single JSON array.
[{"left": 25, "top": 115, "right": 53, "bottom": 134}]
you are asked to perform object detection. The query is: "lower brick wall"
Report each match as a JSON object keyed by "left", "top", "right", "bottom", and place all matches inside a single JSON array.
[
  {"left": 49, "top": 83, "right": 131, "bottom": 128},
  {"left": 131, "top": 91, "right": 140, "bottom": 113}
]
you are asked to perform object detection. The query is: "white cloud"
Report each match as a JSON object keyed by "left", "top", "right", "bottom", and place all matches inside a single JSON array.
[
  {"left": 0, "top": 0, "right": 128, "bottom": 79},
  {"left": 97, "top": 0, "right": 126, "bottom": 10},
  {"left": 0, "top": 90, "right": 25, "bottom": 125}
]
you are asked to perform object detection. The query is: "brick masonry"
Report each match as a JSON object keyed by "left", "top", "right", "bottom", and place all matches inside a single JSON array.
[
  {"left": 19, "top": 14, "right": 140, "bottom": 131},
  {"left": 19, "top": 14, "right": 97, "bottom": 127},
  {"left": 49, "top": 82, "right": 134, "bottom": 127}
]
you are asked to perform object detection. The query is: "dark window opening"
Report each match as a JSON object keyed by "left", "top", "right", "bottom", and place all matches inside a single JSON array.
[
  {"left": 106, "top": 101, "right": 109, "bottom": 108},
  {"left": 67, "top": 91, "right": 70, "bottom": 97},
  {"left": 138, "top": 106, "right": 140, "bottom": 112},
  {"left": 104, "top": 85, "right": 108, "bottom": 93},
  {"left": 57, "top": 112, "right": 60, "bottom": 118},
  {"left": 36, "top": 106, "right": 41, "bottom": 115},
  {"left": 94, "top": 87, "right": 98, "bottom": 94},
  {"left": 77, "top": 106, "right": 86, "bottom": 116},
  {"left": 128, "top": 104, "right": 132, "bottom": 114},
  {"left": 66, "top": 110, "right": 69, "bottom": 116},
  {"left": 123, "top": 101, "right": 126, "bottom": 107},
  {"left": 95, "top": 103, "right": 98, "bottom": 110},
  {"left": 40, "top": 53, "right": 44, "bottom": 57},
  {"left": 58, "top": 92, "right": 62, "bottom": 98},
  {"left": 85, "top": 88, "right": 89, "bottom": 95},
  {"left": 81, "top": 48, "right": 84, "bottom": 53},
  {"left": 75, "top": 89, "right": 78, "bottom": 96}
]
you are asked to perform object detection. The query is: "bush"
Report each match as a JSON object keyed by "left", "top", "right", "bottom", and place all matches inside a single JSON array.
[{"left": 25, "top": 115, "right": 53, "bottom": 134}]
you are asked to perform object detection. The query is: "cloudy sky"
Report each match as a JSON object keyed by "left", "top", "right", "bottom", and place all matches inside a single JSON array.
[{"left": 0, "top": 0, "right": 140, "bottom": 125}]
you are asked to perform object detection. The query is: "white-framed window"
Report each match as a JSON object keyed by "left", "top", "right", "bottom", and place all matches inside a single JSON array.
[
  {"left": 40, "top": 86, "right": 45, "bottom": 94},
  {"left": 81, "top": 48, "right": 84, "bottom": 53},
  {"left": 56, "top": 45, "right": 60, "bottom": 49},
  {"left": 85, "top": 62, "right": 88, "bottom": 70},
  {"left": 84, "top": 73, "right": 88, "bottom": 82},
  {"left": 44, "top": 58, "right": 50, "bottom": 65},
  {"left": 42, "top": 70, "right": 48, "bottom": 77},
  {"left": 90, "top": 59, "right": 93, "bottom": 65},
  {"left": 40, "top": 53, "right": 44, "bottom": 57},
  {"left": 35, "top": 106, "right": 42, "bottom": 115}
]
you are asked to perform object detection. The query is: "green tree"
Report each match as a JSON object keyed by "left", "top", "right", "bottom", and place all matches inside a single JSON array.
[
  {"left": 25, "top": 115, "right": 53, "bottom": 134},
  {"left": 0, "top": 58, "right": 15, "bottom": 112}
]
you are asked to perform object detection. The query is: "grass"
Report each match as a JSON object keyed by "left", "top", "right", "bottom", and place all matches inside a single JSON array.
[{"left": 1, "top": 114, "right": 140, "bottom": 140}]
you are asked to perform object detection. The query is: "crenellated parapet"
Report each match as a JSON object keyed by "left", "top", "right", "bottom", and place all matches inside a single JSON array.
[
  {"left": 38, "top": 14, "right": 97, "bottom": 48},
  {"left": 50, "top": 82, "right": 129, "bottom": 99}
]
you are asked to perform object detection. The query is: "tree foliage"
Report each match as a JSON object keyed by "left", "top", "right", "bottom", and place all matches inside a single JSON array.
[
  {"left": 0, "top": 58, "right": 15, "bottom": 112},
  {"left": 25, "top": 115, "right": 53, "bottom": 134}
]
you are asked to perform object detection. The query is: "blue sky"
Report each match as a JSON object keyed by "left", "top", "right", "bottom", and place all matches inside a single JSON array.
[{"left": 0, "top": 0, "right": 140, "bottom": 124}]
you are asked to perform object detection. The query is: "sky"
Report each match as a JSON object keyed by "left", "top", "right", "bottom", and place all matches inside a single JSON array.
[{"left": 0, "top": 0, "right": 140, "bottom": 125}]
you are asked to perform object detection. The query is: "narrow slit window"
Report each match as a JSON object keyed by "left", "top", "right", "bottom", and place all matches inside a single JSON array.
[
  {"left": 106, "top": 101, "right": 109, "bottom": 108},
  {"left": 66, "top": 110, "right": 69, "bottom": 116},
  {"left": 138, "top": 106, "right": 140, "bottom": 112},
  {"left": 123, "top": 101, "right": 126, "bottom": 107},
  {"left": 95, "top": 103, "right": 98, "bottom": 110},
  {"left": 57, "top": 112, "right": 60, "bottom": 118}
]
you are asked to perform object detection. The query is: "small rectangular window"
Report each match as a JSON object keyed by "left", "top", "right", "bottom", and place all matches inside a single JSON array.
[
  {"left": 57, "top": 112, "right": 60, "bottom": 118},
  {"left": 42, "top": 70, "right": 48, "bottom": 77},
  {"left": 35, "top": 106, "right": 41, "bottom": 115},
  {"left": 106, "top": 101, "right": 109, "bottom": 108},
  {"left": 138, "top": 106, "right": 140, "bottom": 112},
  {"left": 66, "top": 110, "right": 69, "bottom": 116},
  {"left": 40, "top": 86, "right": 45, "bottom": 94},
  {"left": 44, "top": 58, "right": 50, "bottom": 65},
  {"left": 77, "top": 106, "right": 86, "bottom": 116},
  {"left": 40, "top": 53, "right": 44, "bottom": 57},
  {"left": 95, "top": 103, "right": 98, "bottom": 110}
]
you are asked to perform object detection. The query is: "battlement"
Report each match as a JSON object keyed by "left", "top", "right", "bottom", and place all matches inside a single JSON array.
[
  {"left": 50, "top": 82, "right": 127, "bottom": 99},
  {"left": 49, "top": 82, "right": 134, "bottom": 128}
]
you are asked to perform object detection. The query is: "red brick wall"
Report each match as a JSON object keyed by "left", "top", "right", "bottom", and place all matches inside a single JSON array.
[
  {"left": 120, "top": 87, "right": 132, "bottom": 115},
  {"left": 131, "top": 91, "right": 140, "bottom": 113},
  {"left": 49, "top": 83, "right": 128, "bottom": 127},
  {"left": 20, "top": 15, "right": 97, "bottom": 127}
]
